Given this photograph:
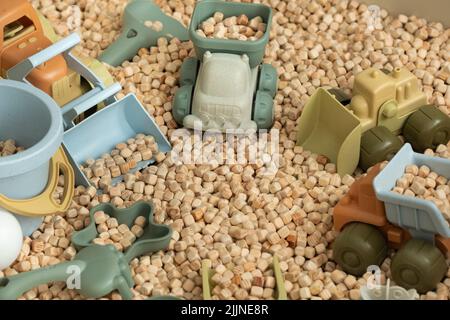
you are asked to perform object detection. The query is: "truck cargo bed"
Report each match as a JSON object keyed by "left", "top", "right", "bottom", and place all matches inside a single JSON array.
[{"left": 373, "top": 143, "right": 450, "bottom": 241}]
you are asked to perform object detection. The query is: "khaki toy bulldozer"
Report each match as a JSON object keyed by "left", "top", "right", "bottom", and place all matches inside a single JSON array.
[
  {"left": 296, "top": 67, "right": 450, "bottom": 176},
  {"left": 0, "top": 0, "right": 113, "bottom": 117}
]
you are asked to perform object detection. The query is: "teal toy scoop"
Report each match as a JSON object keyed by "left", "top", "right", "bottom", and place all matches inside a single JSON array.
[
  {"left": 99, "top": 0, "right": 189, "bottom": 66},
  {"left": 0, "top": 201, "right": 172, "bottom": 300}
]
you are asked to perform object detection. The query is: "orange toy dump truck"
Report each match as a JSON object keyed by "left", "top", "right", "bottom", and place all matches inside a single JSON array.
[
  {"left": 0, "top": 0, "right": 112, "bottom": 108},
  {"left": 333, "top": 144, "right": 450, "bottom": 293}
]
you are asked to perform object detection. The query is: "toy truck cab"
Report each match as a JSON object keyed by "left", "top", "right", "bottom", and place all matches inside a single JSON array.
[
  {"left": 183, "top": 52, "right": 259, "bottom": 131},
  {"left": 349, "top": 68, "right": 427, "bottom": 134}
]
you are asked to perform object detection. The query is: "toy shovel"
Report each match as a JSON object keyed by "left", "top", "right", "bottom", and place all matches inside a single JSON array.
[
  {"left": 0, "top": 245, "right": 134, "bottom": 300},
  {"left": 0, "top": 201, "right": 172, "bottom": 300},
  {"left": 99, "top": 0, "right": 189, "bottom": 66}
]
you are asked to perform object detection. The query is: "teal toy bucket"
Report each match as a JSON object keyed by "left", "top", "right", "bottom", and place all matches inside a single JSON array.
[
  {"left": 0, "top": 80, "right": 74, "bottom": 235},
  {"left": 189, "top": 0, "right": 273, "bottom": 69}
]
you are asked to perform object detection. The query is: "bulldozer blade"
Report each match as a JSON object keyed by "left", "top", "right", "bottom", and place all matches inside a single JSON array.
[{"left": 296, "top": 88, "right": 362, "bottom": 176}]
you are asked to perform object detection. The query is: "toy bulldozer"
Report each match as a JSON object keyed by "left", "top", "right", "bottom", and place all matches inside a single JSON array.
[{"left": 296, "top": 67, "right": 450, "bottom": 176}]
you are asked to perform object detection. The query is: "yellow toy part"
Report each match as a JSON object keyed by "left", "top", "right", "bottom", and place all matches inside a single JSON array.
[
  {"left": 201, "top": 259, "right": 213, "bottom": 300},
  {"left": 201, "top": 256, "right": 287, "bottom": 300},
  {"left": 37, "top": 11, "right": 59, "bottom": 43},
  {"left": 0, "top": 147, "right": 74, "bottom": 217}
]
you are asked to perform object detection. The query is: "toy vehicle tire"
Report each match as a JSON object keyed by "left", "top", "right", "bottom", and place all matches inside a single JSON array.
[
  {"left": 172, "top": 84, "right": 193, "bottom": 125},
  {"left": 333, "top": 222, "right": 388, "bottom": 276},
  {"left": 403, "top": 105, "right": 450, "bottom": 152},
  {"left": 180, "top": 58, "right": 199, "bottom": 87},
  {"left": 391, "top": 239, "right": 447, "bottom": 294},
  {"left": 253, "top": 90, "right": 274, "bottom": 129},
  {"left": 258, "top": 64, "right": 278, "bottom": 98},
  {"left": 359, "top": 126, "right": 403, "bottom": 171}
]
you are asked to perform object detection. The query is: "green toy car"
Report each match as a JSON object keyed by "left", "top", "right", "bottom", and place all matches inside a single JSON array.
[{"left": 172, "top": 0, "right": 278, "bottom": 132}]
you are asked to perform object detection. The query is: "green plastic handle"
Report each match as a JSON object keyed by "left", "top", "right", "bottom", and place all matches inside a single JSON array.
[
  {"left": 99, "top": 0, "right": 189, "bottom": 66},
  {"left": 0, "top": 261, "right": 85, "bottom": 300},
  {"left": 273, "top": 256, "right": 288, "bottom": 300}
]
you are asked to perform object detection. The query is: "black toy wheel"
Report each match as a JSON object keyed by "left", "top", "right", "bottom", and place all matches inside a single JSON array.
[
  {"left": 403, "top": 105, "right": 450, "bottom": 152},
  {"left": 179, "top": 58, "right": 199, "bottom": 87},
  {"left": 391, "top": 239, "right": 447, "bottom": 294},
  {"left": 359, "top": 126, "right": 403, "bottom": 171},
  {"left": 327, "top": 88, "right": 352, "bottom": 106},
  {"left": 333, "top": 223, "right": 388, "bottom": 276}
]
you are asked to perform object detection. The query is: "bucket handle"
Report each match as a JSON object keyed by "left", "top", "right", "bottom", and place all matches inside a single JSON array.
[
  {"left": 0, "top": 147, "right": 75, "bottom": 217},
  {"left": 7, "top": 33, "right": 106, "bottom": 91}
]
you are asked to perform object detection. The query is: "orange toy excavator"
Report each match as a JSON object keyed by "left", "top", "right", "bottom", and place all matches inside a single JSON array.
[{"left": 0, "top": 0, "right": 113, "bottom": 107}]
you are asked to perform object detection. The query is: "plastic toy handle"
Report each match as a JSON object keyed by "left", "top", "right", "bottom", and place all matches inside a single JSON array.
[
  {"left": 0, "top": 147, "right": 75, "bottom": 217},
  {"left": 0, "top": 261, "right": 80, "bottom": 300},
  {"left": 273, "top": 256, "right": 288, "bottom": 300},
  {"left": 201, "top": 259, "right": 213, "bottom": 300},
  {"left": 99, "top": 31, "right": 146, "bottom": 67},
  {"left": 61, "top": 82, "right": 122, "bottom": 129},
  {"left": 7, "top": 33, "right": 80, "bottom": 82}
]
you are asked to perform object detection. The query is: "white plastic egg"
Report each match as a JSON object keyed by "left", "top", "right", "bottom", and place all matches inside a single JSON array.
[{"left": 0, "top": 208, "right": 23, "bottom": 270}]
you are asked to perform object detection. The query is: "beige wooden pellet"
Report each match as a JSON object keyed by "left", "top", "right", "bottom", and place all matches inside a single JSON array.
[
  {"left": 197, "top": 13, "right": 265, "bottom": 41},
  {"left": 134, "top": 216, "right": 147, "bottom": 228}
]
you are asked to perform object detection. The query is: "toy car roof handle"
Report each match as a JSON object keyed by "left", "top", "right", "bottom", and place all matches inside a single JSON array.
[
  {"left": 7, "top": 33, "right": 108, "bottom": 92},
  {"left": 5, "top": 32, "right": 122, "bottom": 130},
  {"left": 61, "top": 82, "right": 122, "bottom": 129},
  {"left": 63, "top": 44, "right": 107, "bottom": 90},
  {"left": 7, "top": 33, "right": 81, "bottom": 82},
  {"left": 7, "top": 32, "right": 113, "bottom": 98}
]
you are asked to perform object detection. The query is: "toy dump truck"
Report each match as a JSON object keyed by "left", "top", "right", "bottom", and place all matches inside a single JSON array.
[
  {"left": 333, "top": 143, "right": 450, "bottom": 293},
  {"left": 172, "top": 0, "right": 278, "bottom": 132},
  {"left": 0, "top": 0, "right": 113, "bottom": 113},
  {"left": 296, "top": 67, "right": 450, "bottom": 176}
]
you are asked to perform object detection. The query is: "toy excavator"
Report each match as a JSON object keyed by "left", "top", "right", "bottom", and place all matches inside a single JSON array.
[{"left": 0, "top": 0, "right": 113, "bottom": 116}]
